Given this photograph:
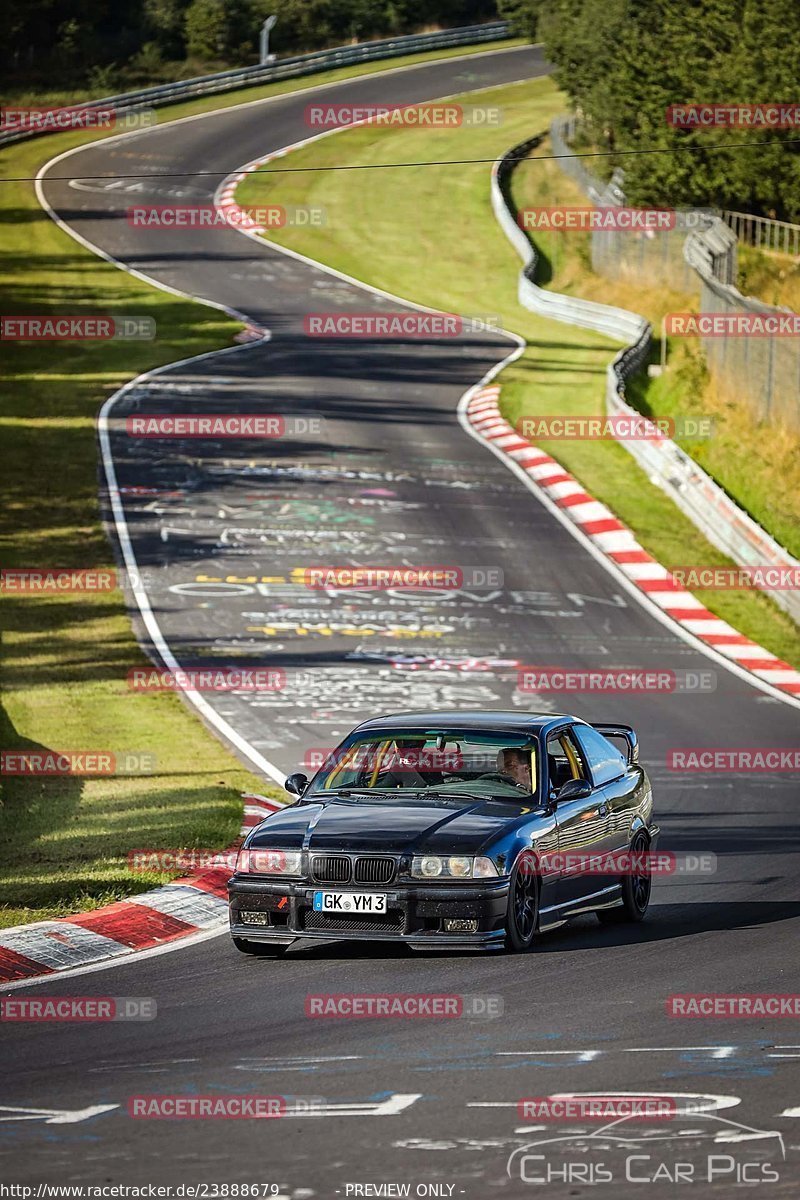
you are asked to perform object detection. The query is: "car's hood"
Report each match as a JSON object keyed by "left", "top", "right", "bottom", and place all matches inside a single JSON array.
[{"left": 248, "top": 793, "right": 536, "bottom": 854}]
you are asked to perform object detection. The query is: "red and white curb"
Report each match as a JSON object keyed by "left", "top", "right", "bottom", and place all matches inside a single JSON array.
[
  {"left": 222, "top": 145, "right": 800, "bottom": 702},
  {"left": 216, "top": 151, "right": 300, "bottom": 235},
  {"left": 0, "top": 794, "right": 281, "bottom": 984},
  {"left": 217, "top": 170, "right": 265, "bottom": 231},
  {"left": 466, "top": 386, "right": 800, "bottom": 698}
]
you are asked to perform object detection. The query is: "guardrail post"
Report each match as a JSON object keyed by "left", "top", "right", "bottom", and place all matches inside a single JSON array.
[
  {"left": 0, "top": 21, "right": 513, "bottom": 148},
  {"left": 260, "top": 15, "right": 277, "bottom": 64}
]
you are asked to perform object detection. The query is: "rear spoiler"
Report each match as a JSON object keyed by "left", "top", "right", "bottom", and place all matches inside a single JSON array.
[{"left": 592, "top": 723, "right": 639, "bottom": 764}]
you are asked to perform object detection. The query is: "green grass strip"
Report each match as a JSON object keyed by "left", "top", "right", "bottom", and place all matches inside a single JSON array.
[
  {"left": 2, "top": 39, "right": 517, "bottom": 926},
  {"left": 236, "top": 74, "right": 800, "bottom": 669}
]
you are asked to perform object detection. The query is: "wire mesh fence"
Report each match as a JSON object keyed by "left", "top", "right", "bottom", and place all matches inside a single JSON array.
[
  {"left": 494, "top": 130, "right": 800, "bottom": 622},
  {"left": 550, "top": 116, "right": 800, "bottom": 432}
]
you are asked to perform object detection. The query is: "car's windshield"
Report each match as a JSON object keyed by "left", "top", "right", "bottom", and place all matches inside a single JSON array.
[{"left": 306, "top": 730, "right": 538, "bottom": 800}]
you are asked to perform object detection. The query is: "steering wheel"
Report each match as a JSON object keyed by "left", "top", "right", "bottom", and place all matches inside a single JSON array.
[{"left": 477, "top": 771, "right": 529, "bottom": 793}]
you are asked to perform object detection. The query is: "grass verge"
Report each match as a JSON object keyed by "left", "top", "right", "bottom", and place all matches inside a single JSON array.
[
  {"left": 511, "top": 141, "right": 800, "bottom": 562},
  {"left": 737, "top": 243, "right": 800, "bottom": 312},
  {"left": 235, "top": 74, "right": 800, "bottom": 668},
  {"left": 2, "top": 39, "right": 524, "bottom": 114},
  {"left": 0, "top": 172, "right": 278, "bottom": 924}
]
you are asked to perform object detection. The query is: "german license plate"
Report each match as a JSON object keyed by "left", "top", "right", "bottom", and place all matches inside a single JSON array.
[{"left": 313, "top": 891, "right": 387, "bottom": 914}]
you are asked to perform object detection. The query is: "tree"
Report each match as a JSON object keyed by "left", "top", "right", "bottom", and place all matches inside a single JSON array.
[
  {"left": 185, "top": 0, "right": 255, "bottom": 61},
  {"left": 144, "top": 0, "right": 191, "bottom": 60},
  {"left": 496, "top": 0, "right": 540, "bottom": 40},
  {"left": 537, "top": 0, "right": 800, "bottom": 222}
]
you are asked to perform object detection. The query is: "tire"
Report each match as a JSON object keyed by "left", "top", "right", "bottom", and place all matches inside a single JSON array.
[
  {"left": 597, "top": 831, "right": 651, "bottom": 925},
  {"left": 505, "top": 851, "right": 539, "bottom": 951},
  {"left": 232, "top": 937, "right": 289, "bottom": 958}
]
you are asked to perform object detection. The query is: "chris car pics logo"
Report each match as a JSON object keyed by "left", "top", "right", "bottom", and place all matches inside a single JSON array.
[{"left": 506, "top": 1100, "right": 785, "bottom": 1186}]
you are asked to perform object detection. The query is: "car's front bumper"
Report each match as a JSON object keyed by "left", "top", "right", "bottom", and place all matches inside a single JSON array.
[{"left": 228, "top": 876, "right": 510, "bottom": 950}]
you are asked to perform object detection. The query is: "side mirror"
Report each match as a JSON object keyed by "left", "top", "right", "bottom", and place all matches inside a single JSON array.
[
  {"left": 556, "top": 778, "right": 592, "bottom": 803},
  {"left": 284, "top": 772, "right": 308, "bottom": 797}
]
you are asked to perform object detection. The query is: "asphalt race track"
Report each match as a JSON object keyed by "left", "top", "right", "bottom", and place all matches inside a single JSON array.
[{"left": 4, "top": 44, "right": 799, "bottom": 1196}]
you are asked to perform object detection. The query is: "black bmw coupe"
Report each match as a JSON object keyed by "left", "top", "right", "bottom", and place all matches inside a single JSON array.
[{"left": 228, "top": 710, "right": 659, "bottom": 955}]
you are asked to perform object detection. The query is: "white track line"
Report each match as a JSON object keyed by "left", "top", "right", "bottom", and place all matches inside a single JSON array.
[
  {"left": 13, "top": 50, "right": 535, "bottom": 983},
  {"left": 22, "top": 45, "right": 798, "bottom": 989},
  {"left": 32, "top": 47, "right": 539, "bottom": 790},
  {"left": 215, "top": 109, "right": 800, "bottom": 712},
  {"left": 459, "top": 388, "right": 800, "bottom": 711}
]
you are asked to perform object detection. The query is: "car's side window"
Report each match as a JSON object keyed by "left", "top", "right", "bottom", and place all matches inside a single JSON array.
[
  {"left": 546, "top": 732, "right": 588, "bottom": 795},
  {"left": 573, "top": 725, "right": 627, "bottom": 787}
]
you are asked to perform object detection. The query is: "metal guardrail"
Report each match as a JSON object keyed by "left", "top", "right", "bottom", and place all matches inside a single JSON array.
[
  {"left": 493, "top": 131, "right": 654, "bottom": 474},
  {"left": 551, "top": 115, "right": 800, "bottom": 436},
  {"left": 722, "top": 210, "right": 800, "bottom": 257},
  {"left": 604, "top": 380, "right": 800, "bottom": 627},
  {"left": 0, "top": 22, "right": 513, "bottom": 151},
  {"left": 532, "top": 117, "right": 800, "bottom": 622},
  {"left": 493, "top": 133, "right": 651, "bottom": 347},
  {"left": 550, "top": 115, "right": 737, "bottom": 290}
]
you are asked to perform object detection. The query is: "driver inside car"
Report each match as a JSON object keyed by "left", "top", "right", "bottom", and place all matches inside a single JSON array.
[
  {"left": 497, "top": 747, "right": 532, "bottom": 792},
  {"left": 474, "top": 747, "right": 532, "bottom": 794}
]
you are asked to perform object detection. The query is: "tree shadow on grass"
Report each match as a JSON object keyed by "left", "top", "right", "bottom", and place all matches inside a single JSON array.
[{"left": 0, "top": 699, "right": 84, "bottom": 862}]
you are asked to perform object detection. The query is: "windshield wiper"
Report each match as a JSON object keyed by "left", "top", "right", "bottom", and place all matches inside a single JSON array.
[
  {"left": 417, "top": 789, "right": 496, "bottom": 803},
  {"left": 309, "top": 787, "right": 394, "bottom": 798},
  {"left": 309, "top": 787, "right": 520, "bottom": 803},
  {"left": 428, "top": 786, "right": 538, "bottom": 803}
]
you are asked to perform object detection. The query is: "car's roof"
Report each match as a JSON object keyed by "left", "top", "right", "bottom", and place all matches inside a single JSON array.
[{"left": 352, "top": 710, "right": 576, "bottom": 736}]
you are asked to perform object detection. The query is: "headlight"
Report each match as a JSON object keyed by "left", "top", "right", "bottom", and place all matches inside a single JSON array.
[
  {"left": 417, "top": 854, "right": 444, "bottom": 878},
  {"left": 236, "top": 848, "right": 302, "bottom": 876},
  {"left": 410, "top": 854, "right": 498, "bottom": 879}
]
